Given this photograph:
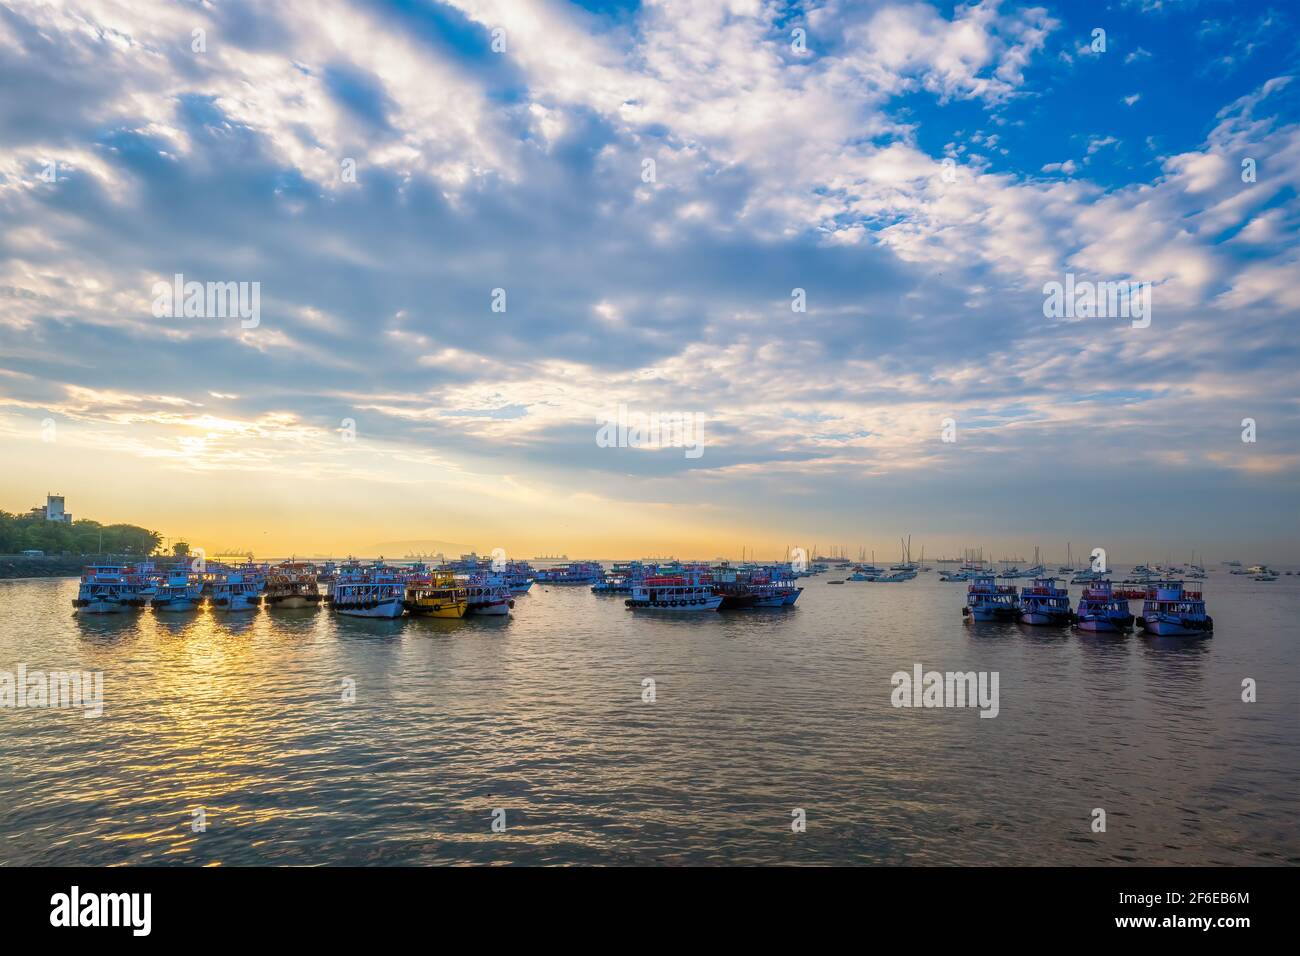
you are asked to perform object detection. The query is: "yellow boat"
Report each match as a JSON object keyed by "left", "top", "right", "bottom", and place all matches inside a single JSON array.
[{"left": 404, "top": 574, "right": 468, "bottom": 618}]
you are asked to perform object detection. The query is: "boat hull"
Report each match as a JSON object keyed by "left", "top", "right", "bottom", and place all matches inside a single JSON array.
[
  {"left": 336, "top": 598, "right": 405, "bottom": 619},
  {"left": 211, "top": 595, "right": 260, "bottom": 612},
  {"left": 73, "top": 600, "right": 129, "bottom": 614},
  {"left": 1020, "top": 610, "right": 1072, "bottom": 626},
  {"left": 467, "top": 600, "right": 511, "bottom": 616},
  {"left": 405, "top": 604, "right": 465, "bottom": 618},
  {"left": 1075, "top": 617, "right": 1123, "bottom": 632},
  {"left": 152, "top": 598, "right": 200, "bottom": 612},
  {"left": 965, "top": 607, "right": 1018, "bottom": 622},
  {"left": 267, "top": 595, "right": 320, "bottom": 609},
  {"left": 1138, "top": 616, "right": 1212, "bottom": 636},
  {"left": 626, "top": 595, "right": 723, "bottom": 612}
]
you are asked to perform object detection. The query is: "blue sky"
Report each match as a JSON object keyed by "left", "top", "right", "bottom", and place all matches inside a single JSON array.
[{"left": 0, "top": 0, "right": 1297, "bottom": 560}]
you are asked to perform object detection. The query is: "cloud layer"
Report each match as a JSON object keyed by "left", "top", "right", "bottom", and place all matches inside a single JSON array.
[{"left": 1, "top": 0, "right": 1297, "bottom": 559}]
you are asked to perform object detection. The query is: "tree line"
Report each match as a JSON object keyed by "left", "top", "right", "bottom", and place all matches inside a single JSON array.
[{"left": 0, "top": 510, "right": 163, "bottom": 556}]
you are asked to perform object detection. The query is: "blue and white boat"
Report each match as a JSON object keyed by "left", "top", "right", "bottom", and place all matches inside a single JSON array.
[
  {"left": 962, "top": 574, "right": 1020, "bottom": 621},
  {"left": 210, "top": 571, "right": 262, "bottom": 612},
  {"left": 1018, "top": 577, "right": 1071, "bottom": 625},
  {"left": 1137, "top": 581, "right": 1213, "bottom": 636},
  {"left": 72, "top": 565, "right": 133, "bottom": 614},
  {"left": 332, "top": 569, "right": 405, "bottom": 618},
  {"left": 1073, "top": 580, "right": 1132, "bottom": 632},
  {"left": 151, "top": 568, "right": 204, "bottom": 612}
]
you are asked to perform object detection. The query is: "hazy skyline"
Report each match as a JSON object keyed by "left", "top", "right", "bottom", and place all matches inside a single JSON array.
[{"left": 2, "top": 0, "right": 1297, "bottom": 561}]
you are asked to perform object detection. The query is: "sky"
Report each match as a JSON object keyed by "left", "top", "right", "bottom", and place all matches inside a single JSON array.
[{"left": 1, "top": 0, "right": 1297, "bottom": 562}]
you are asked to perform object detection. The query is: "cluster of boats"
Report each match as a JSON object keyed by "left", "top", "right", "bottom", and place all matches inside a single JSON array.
[
  {"left": 546, "top": 560, "right": 803, "bottom": 612},
  {"left": 72, "top": 554, "right": 538, "bottom": 619},
  {"left": 1227, "top": 563, "right": 1283, "bottom": 581},
  {"left": 71, "top": 555, "right": 804, "bottom": 619},
  {"left": 68, "top": 550, "right": 1238, "bottom": 633},
  {"left": 963, "top": 575, "right": 1214, "bottom": 636}
]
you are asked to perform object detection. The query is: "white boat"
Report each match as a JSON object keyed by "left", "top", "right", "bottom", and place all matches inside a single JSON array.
[
  {"left": 462, "top": 574, "right": 514, "bottom": 615},
  {"left": 210, "top": 572, "right": 261, "bottom": 612},
  {"left": 151, "top": 568, "right": 204, "bottom": 612},
  {"left": 332, "top": 572, "right": 405, "bottom": 618},
  {"left": 849, "top": 564, "right": 884, "bottom": 581},
  {"left": 1137, "top": 581, "right": 1213, "bottom": 636},
  {"left": 1070, "top": 568, "right": 1107, "bottom": 585},
  {"left": 626, "top": 572, "right": 722, "bottom": 612},
  {"left": 874, "top": 569, "right": 914, "bottom": 582},
  {"left": 72, "top": 565, "right": 133, "bottom": 614}
]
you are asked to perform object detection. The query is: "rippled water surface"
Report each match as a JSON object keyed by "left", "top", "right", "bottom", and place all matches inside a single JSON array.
[{"left": 2, "top": 570, "right": 1297, "bottom": 865}]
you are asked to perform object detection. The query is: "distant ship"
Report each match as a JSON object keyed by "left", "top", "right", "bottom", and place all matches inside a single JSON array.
[{"left": 533, "top": 553, "right": 568, "bottom": 561}]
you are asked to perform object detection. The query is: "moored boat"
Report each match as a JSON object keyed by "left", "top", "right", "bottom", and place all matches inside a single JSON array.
[
  {"left": 72, "top": 565, "right": 134, "bottom": 614},
  {"left": 535, "top": 561, "right": 603, "bottom": 584},
  {"left": 504, "top": 561, "right": 535, "bottom": 593},
  {"left": 626, "top": 572, "right": 722, "bottom": 612},
  {"left": 265, "top": 562, "right": 323, "bottom": 609},
  {"left": 1018, "top": 577, "right": 1072, "bottom": 625},
  {"left": 711, "top": 566, "right": 802, "bottom": 608},
  {"left": 962, "top": 574, "right": 1019, "bottom": 621},
  {"left": 150, "top": 568, "right": 204, "bottom": 612},
  {"left": 1136, "top": 581, "right": 1213, "bottom": 636},
  {"left": 462, "top": 574, "right": 514, "bottom": 616},
  {"left": 210, "top": 572, "right": 262, "bottom": 612},
  {"left": 1074, "top": 580, "right": 1133, "bottom": 632},
  {"left": 404, "top": 572, "right": 468, "bottom": 618}
]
